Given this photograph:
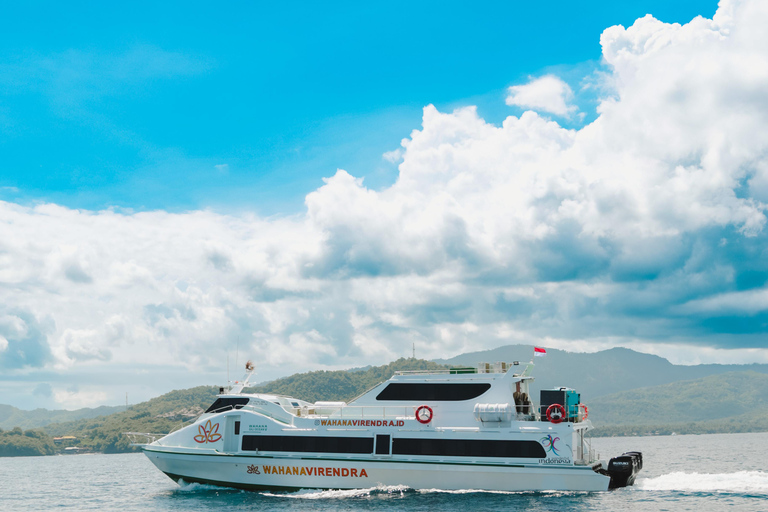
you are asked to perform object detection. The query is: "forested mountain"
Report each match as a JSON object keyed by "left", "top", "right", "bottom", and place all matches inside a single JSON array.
[
  {"left": 247, "top": 357, "right": 447, "bottom": 402},
  {"left": 0, "top": 428, "right": 58, "bottom": 457},
  {"left": 436, "top": 345, "right": 768, "bottom": 400},
  {"left": 0, "top": 404, "right": 124, "bottom": 431},
  {"left": 588, "top": 371, "right": 768, "bottom": 436},
  {"left": 42, "top": 385, "right": 221, "bottom": 453}
]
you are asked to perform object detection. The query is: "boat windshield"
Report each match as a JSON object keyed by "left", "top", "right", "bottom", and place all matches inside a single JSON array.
[{"left": 205, "top": 397, "right": 250, "bottom": 413}]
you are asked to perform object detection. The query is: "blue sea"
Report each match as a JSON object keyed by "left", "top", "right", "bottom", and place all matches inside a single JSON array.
[{"left": 1, "top": 432, "right": 767, "bottom": 511}]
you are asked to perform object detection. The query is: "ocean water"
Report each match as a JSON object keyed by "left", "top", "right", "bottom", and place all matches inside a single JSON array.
[{"left": 1, "top": 432, "right": 767, "bottom": 512}]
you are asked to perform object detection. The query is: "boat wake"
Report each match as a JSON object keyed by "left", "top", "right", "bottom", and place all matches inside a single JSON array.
[
  {"left": 261, "top": 486, "right": 590, "bottom": 499},
  {"left": 174, "top": 480, "right": 242, "bottom": 493},
  {"left": 638, "top": 471, "right": 768, "bottom": 494},
  {"left": 262, "top": 485, "right": 413, "bottom": 499},
  {"left": 416, "top": 488, "right": 587, "bottom": 496}
]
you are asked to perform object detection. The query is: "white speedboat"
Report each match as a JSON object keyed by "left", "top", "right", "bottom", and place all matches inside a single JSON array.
[{"left": 139, "top": 360, "right": 642, "bottom": 492}]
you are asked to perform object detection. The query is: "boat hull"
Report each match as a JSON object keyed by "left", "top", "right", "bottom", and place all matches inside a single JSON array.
[{"left": 143, "top": 446, "right": 611, "bottom": 492}]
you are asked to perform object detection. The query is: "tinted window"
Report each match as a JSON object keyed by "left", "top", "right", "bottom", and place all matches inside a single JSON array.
[
  {"left": 242, "top": 435, "right": 373, "bottom": 454},
  {"left": 376, "top": 383, "right": 491, "bottom": 401},
  {"left": 375, "top": 434, "right": 391, "bottom": 455},
  {"left": 205, "top": 398, "right": 250, "bottom": 413},
  {"left": 392, "top": 438, "right": 546, "bottom": 459}
]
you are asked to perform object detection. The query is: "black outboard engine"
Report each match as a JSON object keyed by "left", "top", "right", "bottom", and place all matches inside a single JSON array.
[{"left": 605, "top": 451, "right": 643, "bottom": 489}]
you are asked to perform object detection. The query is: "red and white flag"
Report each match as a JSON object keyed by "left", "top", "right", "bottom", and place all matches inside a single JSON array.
[{"left": 534, "top": 347, "right": 547, "bottom": 357}]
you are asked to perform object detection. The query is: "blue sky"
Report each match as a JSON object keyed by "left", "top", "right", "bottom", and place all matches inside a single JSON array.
[
  {"left": 7, "top": 0, "right": 768, "bottom": 411},
  {"left": 1, "top": 1, "right": 716, "bottom": 214}
]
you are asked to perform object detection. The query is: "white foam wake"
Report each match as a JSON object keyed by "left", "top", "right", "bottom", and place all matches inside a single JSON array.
[
  {"left": 638, "top": 471, "right": 768, "bottom": 494},
  {"left": 418, "top": 488, "right": 521, "bottom": 495},
  {"left": 175, "top": 480, "right": 238, "bottom": 492},
  {"left": 262, "top": 485, "right": 411, "bottom": 499},
  {"left": 416, "top": 488, "right": 583, "bottom": 495}
]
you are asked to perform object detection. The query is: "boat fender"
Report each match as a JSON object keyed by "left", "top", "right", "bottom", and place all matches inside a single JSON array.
[
  {"left": 546, "top": 403, "right": 565, "bottom": 423},
  {"left": 415, "top": 405, "right": 433, "bottom": 424}
]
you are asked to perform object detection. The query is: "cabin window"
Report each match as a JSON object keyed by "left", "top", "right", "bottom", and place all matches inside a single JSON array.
[
  {"left": 234, "top": 421, "right": 240, "bottom": 435},
  {"left": 392, "top": 438, "right": 546, "bottom": 459},
  {"left": 375, "top": 434, "right": 391, "bottom": 455},
  {"left": 376, "top": 383, "right": 491, "bottom": 401},
  {"left": 242, "top": 435, "right": 374, "bottom": 454},
  {"left": 205, "top": 397, "right": 250, "bottom": 413}
]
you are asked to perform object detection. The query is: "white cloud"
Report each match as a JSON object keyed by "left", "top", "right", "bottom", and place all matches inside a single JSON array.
[
  {"left": 4, "top": 0, "right": 768, "bottom": 408},
  {"left": 53, "top": 388, "right": 109, "bottom": 410},
  {"left": 382, "top": 148, "right": 404, "bottom": 163},
  {"left": 506, "top": 75, "right": 577, "bottom": 117}
]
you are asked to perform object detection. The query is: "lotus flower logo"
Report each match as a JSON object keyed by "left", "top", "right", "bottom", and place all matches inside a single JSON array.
[
  {"left": 194, "top": 420, "right": 222, "bottom": 444},
  {"left": 540, "top": 434, "right": 561, "bottom": 456}
]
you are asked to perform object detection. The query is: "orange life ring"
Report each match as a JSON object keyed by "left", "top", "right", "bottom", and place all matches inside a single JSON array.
[
  {"left": 546, "top": 403, "right": 565, "bottom": 424},
  {"left": 415, "top": 405, "right": 433, "bottom": 424},
  {"left": 580, "top": 404, "right": 589, "bottom": 420}
]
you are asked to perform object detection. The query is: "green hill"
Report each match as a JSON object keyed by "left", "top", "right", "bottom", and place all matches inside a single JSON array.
[
  {"left": 0, "top": 404, "right": 124, "bottom": 431},
  {"left": 437, "top": 345, "right": 768, "bottom": 400},
  {"left": 0, "top": 428, "right": 58, "bottom": 457},
  {"left": 248, "top": 357, "right": 447, "bottom": 402},
  {"left": 42, "top": 385, "right": 220, "bottom": 453},
  {"left": 588, "top": 371, "right": 768, "bottom": 436}
]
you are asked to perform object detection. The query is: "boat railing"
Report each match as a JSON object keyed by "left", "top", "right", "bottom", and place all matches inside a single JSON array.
[
  {"left": 396, "top": 363, "right": 522, "bottom": 376},
  {"left": 394, "top": 369, "right": 453, "bottom": 375},
  {"left": 124, "top": 432, "right": 167, "bottom": 446},
  {"left": 240, "top": 402, "right": 417, "bottom": 426},
  {"left": 575, "top": 436, "right": 599, "bottom": 465},
  {"left": 328, "top": 405, "right": 416, "bottom": 420}
]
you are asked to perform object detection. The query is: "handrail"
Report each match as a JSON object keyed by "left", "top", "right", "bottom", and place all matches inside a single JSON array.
[
  {"left": 334, "top": 405, "right": 415, "bottom": 420},
  {"left": 394, "top": 369, "right": 453, "bottom": 375},
  {"left": 124, "top": 432, "right": 167, "bottom": 445}
]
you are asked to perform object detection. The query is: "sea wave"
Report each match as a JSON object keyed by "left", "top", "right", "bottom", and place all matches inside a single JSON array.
[{"left": 638, "top": 471, "right": 768, "bottom": 494}]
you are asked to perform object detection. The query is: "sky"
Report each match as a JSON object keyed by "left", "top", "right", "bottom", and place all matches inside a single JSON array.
[{"left": 4, "top": 0, "right": 768, "bottom": 410}]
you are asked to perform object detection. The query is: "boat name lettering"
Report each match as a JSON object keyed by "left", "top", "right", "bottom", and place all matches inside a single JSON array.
[
  {"left": 319, "top": 419, "right": 405, "bottom": 427},
  {"left": 247, "top": 424, "right": 268, "bottom": 432},
  {"left": 539, "top": 457, "right": 571, "bottom": 465},
  {"left": 256, "top": 465, "right": 369, "bottom": 478}
]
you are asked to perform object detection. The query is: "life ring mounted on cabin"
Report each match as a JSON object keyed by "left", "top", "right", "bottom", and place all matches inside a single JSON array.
[
  {"left": 579, "top": 403, "right": 589, "bottom": 420},
  {"left": 415, "top": 405, "right": 433, "bottom": 424},
  {"left": 546, "top": 403, "right": 566, "bottom": 424}
]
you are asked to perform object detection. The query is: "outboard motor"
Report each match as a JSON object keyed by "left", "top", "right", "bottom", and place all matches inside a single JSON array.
[{"left": 605, "top": 451, "right": 643, "bottom": 489}]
